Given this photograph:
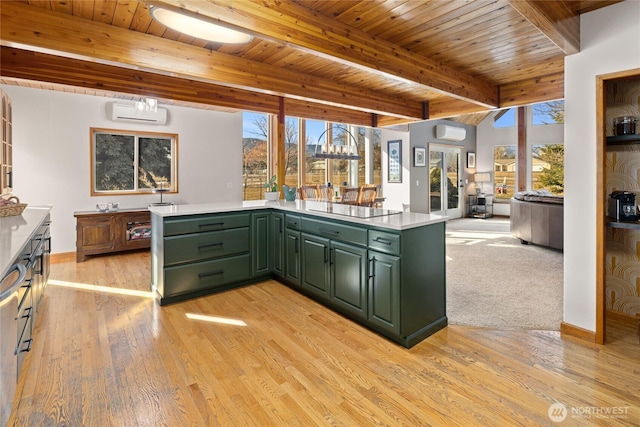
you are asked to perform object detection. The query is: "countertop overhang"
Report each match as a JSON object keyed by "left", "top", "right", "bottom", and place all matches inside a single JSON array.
[{"left": 148, "top": 200, "right": 448, "bottom": 231}]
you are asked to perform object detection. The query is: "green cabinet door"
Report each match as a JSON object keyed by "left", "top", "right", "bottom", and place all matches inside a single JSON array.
[
  {"left": 271, "top": 212, "right": 285, "bottom": 277},
  {"left": 330, "top": 241, "right": 367, "bottom": 320},
  {"left": 301, "top": 233, "right": 330, "bottom": 300},
  {"left": 285, "top": 229, "right": 301, "bottom": 286},
  {"left": 368, "top": 251, "right": 400, "bottom": 334},
  {"left": 251, "top": 212, "right": 271, "bottom": 277}
]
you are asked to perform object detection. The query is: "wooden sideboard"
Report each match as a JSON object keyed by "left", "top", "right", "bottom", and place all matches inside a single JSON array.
[{"left": 74, "top": 209, "right": 151, "bottom": 262}]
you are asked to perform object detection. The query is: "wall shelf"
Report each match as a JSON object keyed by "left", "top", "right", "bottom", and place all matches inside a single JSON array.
[
  {"left": 605, "top": 219, "right": 640, "bottom": 230},
  {"left": 606, "top": 134, "right": 640, "bottom": 146}
]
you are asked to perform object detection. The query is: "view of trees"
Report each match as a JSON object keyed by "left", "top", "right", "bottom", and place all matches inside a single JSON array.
[
  {"left": 242, "top": 113, "right": 381, "bottom": 201},
  {"left": 138, "top": 137, "right": 172, "bottom": 189},
  {"left": 242, "top": 114, "right": 299, "bottom": 199},
  {"left": 533, "top": 101, "right": 564, "bottom": 195},
  {"left": 94, "top": 132, "right": 173, "bottom": 192},
  {"left": 242, "top": 102, "right": 563, "bottom": 203},
  {"left": 493, "top": 101, "right": 565, "bottom": 198},
  {"left": 429, "top": 167, "right": 458, "bottom": 210},
  {"left": 533, "top": 101, "right": 564, "bottom": 124},
  {"left": 95, "top": 134, "right": 135, "bottom": 191},
  {"left": 533, "top": 144, "right": 564, "bottom": 194}
]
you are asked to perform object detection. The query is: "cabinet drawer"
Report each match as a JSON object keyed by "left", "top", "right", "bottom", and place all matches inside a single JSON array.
[
  {"left": 164, "top": 213, "right": 250, "bottom": 236},
  {"left": 163, "top": 254, "right": 251, "bottom": 297},
  {"left": 368, "top": 230, "right": 400, "bottom": 255},
  {"left": 164, "top": 228, "right": 249, "bottom": 265},
  {"left": 301, "top": 217, "right": 367, "bottom": 246},
  {"left": 285, "top": 214, "right": 301, "bottom": 230}
]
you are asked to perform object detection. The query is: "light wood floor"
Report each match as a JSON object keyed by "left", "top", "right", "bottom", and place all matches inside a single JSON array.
[{"left": 10, "top": 251, "right": 640, "bottom": 426}]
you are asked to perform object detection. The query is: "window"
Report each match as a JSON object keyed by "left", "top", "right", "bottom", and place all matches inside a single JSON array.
[
  {"left": 532, "top": 100, "right": 564, "bottom": 125},
  {"left": 372, "top": 128, "right": 382, "bottom": 190},
  {"left": 305, "top": 119, "right": 326, "bottom": 186},
  {"left": 331, "top": 124, "right": 350, "bottom": 186},
  {"left": 284, "top": 117, "right": 299, "bottom": 188},
  {"left": 242, "top": 111, "right": 270, "bottom": 200},
  {"left": 91, "top": 128, "right": 177, "bottom": 195},
  {"left": 241, "top": 113, "right": 382, "bottom": 200},
  {"left": 494, "top": 145, "right": 516, "bottom": 200},
  {"left": 532, "top": 144, "right": 564, "bottom": 195},
  {"left": 493, "top": 108, "right": 515, "bottom": 128},
  {"left": 532, "top": 101, "right": 564, "bottom": 194}
]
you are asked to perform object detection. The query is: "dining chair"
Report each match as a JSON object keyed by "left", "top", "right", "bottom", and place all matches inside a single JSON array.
[
  {"left": 299, "top": 185, "right": 319, "bottom": 200},
  {"left": 359, "top": 185, "right": 378, "bottom": 207},
  {"left": 318, "top": 185, "right": 334, "bottom": 201},
  {"left": 340, "top": 187, "right": 361, "bottom": 205}
]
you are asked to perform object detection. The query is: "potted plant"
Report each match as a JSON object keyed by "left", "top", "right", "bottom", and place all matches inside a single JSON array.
[{"left": 263, "top": 175, "right": 280, "bottom": 201}]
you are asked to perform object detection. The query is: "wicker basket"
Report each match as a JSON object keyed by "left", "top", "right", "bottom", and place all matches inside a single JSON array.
[{"left": 0, "top": 196, "right": 27, "bottom": 217}]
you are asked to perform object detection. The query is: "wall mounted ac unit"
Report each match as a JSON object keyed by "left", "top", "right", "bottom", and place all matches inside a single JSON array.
[
  {"left": 436, "top": 124, "right": 466, "bottom": 141},
  {"left": 107, "top": 102, "right": 168, "bottom": 125}
]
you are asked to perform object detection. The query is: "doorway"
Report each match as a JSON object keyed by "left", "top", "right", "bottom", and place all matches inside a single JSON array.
[
  {"left": 596, "top": 69, "right": 640, "bottom": 345},
  {"left": 429, "top": 144, "right": 462, "bottom": 218}
]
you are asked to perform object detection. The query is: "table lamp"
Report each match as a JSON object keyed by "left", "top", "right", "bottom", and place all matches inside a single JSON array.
[{"left": 474, "top": 173, "right": 490, "bottom": 196}]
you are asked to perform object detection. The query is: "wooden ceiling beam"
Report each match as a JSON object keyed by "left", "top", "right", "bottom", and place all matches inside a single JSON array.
[
  {"left": 149, "top": 0, "right": 500, "bottom": 108},
  {"left": 0, "top": 47, "right": 281, "bottom": 114},
  {"left": 428, "top": 98, "right": 493, "bottom": 120},
  {"left": 426, "top": 71, "right": 565, "bottom": 120},
  {"left": 499, "top": 72, "right": 565, "bottom": 107},
  {"left": 506, "top": 0, "right": 580, "bottom": 55},
  {"left": 0, "top": 1, "right": 423, "bottom": 120},
  {"left": 0, "top": 46, "right": 390, "bottom": 126}
]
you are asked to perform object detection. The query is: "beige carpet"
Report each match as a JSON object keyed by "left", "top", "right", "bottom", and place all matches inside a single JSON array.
[{"left": 445, "top": 217, "right": 563, "bottom": 330}]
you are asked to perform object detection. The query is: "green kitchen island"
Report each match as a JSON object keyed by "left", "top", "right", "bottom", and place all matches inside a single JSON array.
[{"left": 149, "top": 200, "right": 448, "bottom": 348}]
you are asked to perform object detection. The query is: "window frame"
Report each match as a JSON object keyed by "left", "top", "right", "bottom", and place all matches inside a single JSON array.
[{"left": 90, "top": 128, "right": 178, "bottom": 196}]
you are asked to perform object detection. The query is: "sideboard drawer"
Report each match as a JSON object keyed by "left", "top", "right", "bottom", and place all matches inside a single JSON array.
[
  {"left": 164, "top": 213, "right": 250, "bottom": 236},
  {"left": 164, "top": 227, "right": 249, "bottom": 265},
  {"left": 163, "top": 254, "right": 251, "bottom": 297}
]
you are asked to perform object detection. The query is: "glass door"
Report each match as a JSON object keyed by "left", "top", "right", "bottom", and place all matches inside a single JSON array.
[{"left": 429, "top": 145, "right": 462, "bottom": 218}]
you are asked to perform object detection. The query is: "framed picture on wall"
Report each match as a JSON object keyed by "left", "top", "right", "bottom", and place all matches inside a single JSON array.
[
  {"left": 414, "top": 147, "right": 426, "bottom": 167},
  {"left": 467, "top": 152, "right": 476, "bottom": 168},
  {"left": 388, "top": 140, "right": 402, "bottom": 183}
]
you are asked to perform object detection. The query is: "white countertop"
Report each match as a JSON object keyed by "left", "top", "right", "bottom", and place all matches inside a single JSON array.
[
  {"left": 1, "top": 206, "right": 52, "bottom": 279},
  {"left": 148, "top": 200, "right": 448, "bottom": 231}
]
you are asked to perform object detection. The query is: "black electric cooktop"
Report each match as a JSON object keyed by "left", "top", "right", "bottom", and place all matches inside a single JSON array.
[{"left": 307, "top": 202, "right": 402, "bottom": 218}]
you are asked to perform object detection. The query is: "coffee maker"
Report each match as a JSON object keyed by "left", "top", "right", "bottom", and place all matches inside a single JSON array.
[{"left": 609, "top": 191, "right": 637, "bottom": 221}]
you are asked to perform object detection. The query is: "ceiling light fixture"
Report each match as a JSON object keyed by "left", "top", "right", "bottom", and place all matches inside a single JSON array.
[
  {"left": 313, "top": 127, "right": 362, "bottom": 160},
  {"left": 149, "top": 6, "right": 253, "bottom": 44},
  {"left": 135, "top": 97, "right": 158, "bottom": 112}
]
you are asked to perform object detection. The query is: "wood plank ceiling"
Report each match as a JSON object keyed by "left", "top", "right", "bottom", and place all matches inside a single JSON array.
[{"left": 0, "top": 0, "right": 622, "bottom": 127}]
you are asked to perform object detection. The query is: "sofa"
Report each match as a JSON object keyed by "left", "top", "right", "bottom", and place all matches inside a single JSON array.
[{"left": 510, "top": 191, "right": 564, "bottom": 250}]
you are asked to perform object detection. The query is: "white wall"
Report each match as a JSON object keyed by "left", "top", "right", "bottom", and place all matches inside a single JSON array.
[
  {"left": 476, "top": 107, "right": 564, "bottom": 216},
  {"left": 2, "top": 86, "right": 243, "bottom": 254},
  {"left": 564, "top": 1, "right": 640, "bottom": 331},
  {"left": 380, "top": 128, "right": 411, "bottom": 211}
]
